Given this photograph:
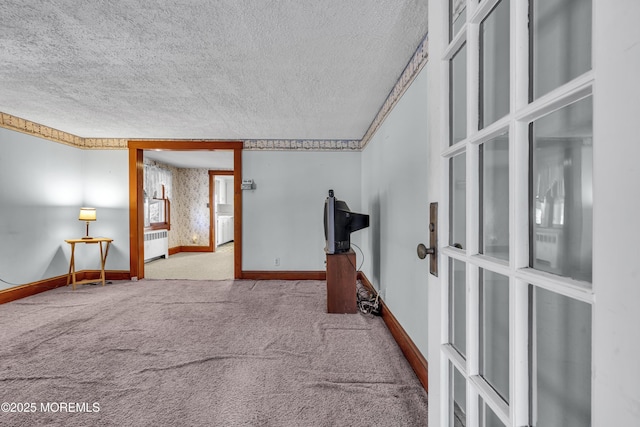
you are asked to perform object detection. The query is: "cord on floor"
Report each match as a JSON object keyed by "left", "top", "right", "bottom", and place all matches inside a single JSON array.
[{"left": 356, "top": 281, "right": 381, "bottom": 317}]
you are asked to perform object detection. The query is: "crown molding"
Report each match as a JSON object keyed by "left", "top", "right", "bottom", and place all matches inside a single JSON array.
[{"left": 1, "top": 34, "right": 429, "bottom": 153}]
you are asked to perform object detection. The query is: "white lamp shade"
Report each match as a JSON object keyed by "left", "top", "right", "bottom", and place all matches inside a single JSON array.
[{"left": 78, "top": 207, "right": 97, "bottom": 221}]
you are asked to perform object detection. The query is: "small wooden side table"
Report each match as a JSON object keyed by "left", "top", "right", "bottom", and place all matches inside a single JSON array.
[{"left": 65, "top": 238, "right": 113, "bottom": 290}]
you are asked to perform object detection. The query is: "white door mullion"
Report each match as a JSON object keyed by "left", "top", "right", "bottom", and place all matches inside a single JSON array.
[
  {"left": 467, "top": 381, "right": 480, "bottom": 427},
  {"left": 466, "top": 16, "right": 481, "bottom": 427},
  {"left": 467, "top": 17, "right": 480, "bottom": 257},
  {"left": 467, "top": 142, "right": 480, "bottom": 257},
  {"left": 512, "top": 0, "right": 529, "bottom": 113},
  {"left": 442, "top": 355, "right": 452, "bottom": 427},
  {"left": 469, "top": 0, "right": 502, "bottom": 24},
  {"left": 472, "top": 374, "right": 511, "bottom": 425},
  {"left": 511, "top": 2, "right": 531, "bottom": 426},
  {"left": 511, "top": 120, "right": 529, "bottom": 271},
  {"left": 467, "top": 19, "right": 480, "bottom": 146},
  {"left": 530, "top": 286, "right": 538, "bottom": 427},
  {"left": 511, "top": 278, "right": 530, "bottom": 426},
  {"left": 466, "top": 0, "right": 479, "bottom": 20},
  {"left": 467, "top": 263, "right": 480, "bottom": 427},
  {"left": 516, "top": 268, "right": 594, "bottom": 304},
  {"left": 442, "top": 257, "right": 451, "bottom": 348},
  {"left": 468, "top": 264, "right": 480, "bottom": 377},
  {"left": 510, "top": 0, "right": 530, "bottom": 274},
  {"left": 442, "top": 0, "right": 456, "bottom": 424}
]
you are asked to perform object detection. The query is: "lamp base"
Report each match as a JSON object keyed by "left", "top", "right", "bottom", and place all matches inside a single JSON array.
[{"left": 82, "top": 221, "right": 93, "bottom": 240}]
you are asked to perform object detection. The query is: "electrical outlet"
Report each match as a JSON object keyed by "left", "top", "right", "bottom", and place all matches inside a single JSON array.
[{"left": 274, "top": 257, "right": 280, "bottom": 266}]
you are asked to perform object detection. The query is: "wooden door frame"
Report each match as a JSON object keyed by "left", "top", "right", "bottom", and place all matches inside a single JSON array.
[{"left": 128, "top": 140, "right": 243, "bottom": 280}]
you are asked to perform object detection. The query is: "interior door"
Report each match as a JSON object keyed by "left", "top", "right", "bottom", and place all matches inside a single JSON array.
[{"left": 440, "top": 1, "right": 594, "bottom": 426}]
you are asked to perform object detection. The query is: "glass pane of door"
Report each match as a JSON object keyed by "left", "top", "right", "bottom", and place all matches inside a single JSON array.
[
  {"left": 531, "top": 0, "right": 592, "bottom": 99},
  {"left": 480, "top": 270, "right": 509, "bottom": 402},
  {"left": 452, "top": 363, "right": 467, "bottom": 427},
  {"left": 451, "top": 44, "right": 468, "bottom": 145},
  {"left": 480, "top": 399, "right": 506, "bottom": 427},
  {"left": 442, "top": 0, "right": 594, "bottom": 425},
  {"left": 450, "top": 259, "right": 467, "bottom": 357},
  {"left": 450, "top": 153, "right": 467, "bottom": 249},
  {"left": 531, "top": 97, "right": 593, "bottom": 282},
  {"left": 480, "top": 0, "right": 510, "bottom": 129},
  {"left": 533, "top": 286, "right": 592, "bottom": 426},
  {"left": 480, "top": 134, "right": 509, "bottom": 260},
  {"left": 450, "top": 0, "right": 467, "bottom": 41}
]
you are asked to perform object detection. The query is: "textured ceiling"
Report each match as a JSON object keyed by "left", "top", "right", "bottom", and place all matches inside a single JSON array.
[{"left": 0, "top": 1, "right": 428, "bottom": 141}]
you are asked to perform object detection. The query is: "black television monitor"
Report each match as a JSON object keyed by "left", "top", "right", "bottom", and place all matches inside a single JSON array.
[{"left": 324, "top": 189, "right": 370, "bottom": 254}]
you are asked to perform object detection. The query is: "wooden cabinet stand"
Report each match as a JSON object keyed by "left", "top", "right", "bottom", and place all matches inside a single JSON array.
[{"left": 326, "top": 249, "right": 357, "bottom": 314}]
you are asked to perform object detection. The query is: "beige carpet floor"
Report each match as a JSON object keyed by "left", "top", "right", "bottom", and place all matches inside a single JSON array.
[
  {"left": 144, "top": 242, "right": 234, "bottom": 280},
  {"left": 0, "top": 279, "right": 428, "bottom": 426}
]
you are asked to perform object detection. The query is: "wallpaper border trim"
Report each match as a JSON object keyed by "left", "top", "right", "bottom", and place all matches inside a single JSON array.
[
  {"left": 243, "top": 139, "right": 360, "bottom": 151},
  {"left": 360, "top": 36, "right": 429, "bottom": 149},
  {"left": 0, "top": 113, "right": 128, "bottom": 149}
]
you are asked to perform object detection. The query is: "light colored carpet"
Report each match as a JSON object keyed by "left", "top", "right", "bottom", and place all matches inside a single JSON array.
[
  {"left": 145, "top": 242, "right": 234, "bottom": 280},
  {"left": 0, "top": 279, "right": 428, "bottom": 426}
]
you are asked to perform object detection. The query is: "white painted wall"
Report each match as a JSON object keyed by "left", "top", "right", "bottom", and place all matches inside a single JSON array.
[
  {"left": 360, "top": 67, "right": 430, "bottom": 355},
  {"left": 242, "top": 150, "right": 361, "bottom": 271},
  {"left": 0, "top": 129, "right": 129, "bottom": 290},
  {"left": 592, "top": 1, "right": 640, "bottom": 425}
]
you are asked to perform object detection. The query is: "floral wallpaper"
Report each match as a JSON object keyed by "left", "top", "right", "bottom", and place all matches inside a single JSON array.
[
  {"left": 173, "top": 168, "right": 211, "bottom": 247},
  {"left": 144, "top": 159, "right": 212, "bottom": 248}
]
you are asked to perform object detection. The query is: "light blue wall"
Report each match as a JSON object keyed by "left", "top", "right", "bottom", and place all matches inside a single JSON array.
[
  {"left": 0, "top": 129, "right": 363, "bottom": 287},
  {"left": 0, "top": 129, "right": 129, "bottom": 290},
  {"left": 360, "top": 67, "right": 430, "bottom": 355},
  {"left": 242, "top": 150, "right": 361, "bottom": 271},
  {"left": 81, "top": 149, "right": 130, "bottom": 272}
]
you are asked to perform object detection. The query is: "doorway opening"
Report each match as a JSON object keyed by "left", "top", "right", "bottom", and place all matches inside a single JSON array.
[{"left": 128, "top": 140, "right": 243, "bottom": 280}]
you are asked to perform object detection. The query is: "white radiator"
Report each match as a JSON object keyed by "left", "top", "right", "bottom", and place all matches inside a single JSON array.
[{"left": 144, "top": 230, "right": 169, "bottom": 262}]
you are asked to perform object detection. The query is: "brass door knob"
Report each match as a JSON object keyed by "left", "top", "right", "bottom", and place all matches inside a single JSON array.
[{"left": 417, "top": 243, "right": 435, "bottom": 260}]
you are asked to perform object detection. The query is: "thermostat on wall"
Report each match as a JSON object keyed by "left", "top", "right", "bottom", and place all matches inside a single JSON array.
[{"left": 241, "top": 179, "right": 254, "bottom": 190}]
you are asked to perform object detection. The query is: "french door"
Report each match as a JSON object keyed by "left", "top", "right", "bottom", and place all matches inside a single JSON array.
[{"left": 441, "top": 0, "right": 593, "bottom": 426}]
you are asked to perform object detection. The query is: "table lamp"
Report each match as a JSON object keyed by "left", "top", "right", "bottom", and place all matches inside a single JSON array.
[{"left": 78, "top": 207, "right": 96, "bottom": 239}]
